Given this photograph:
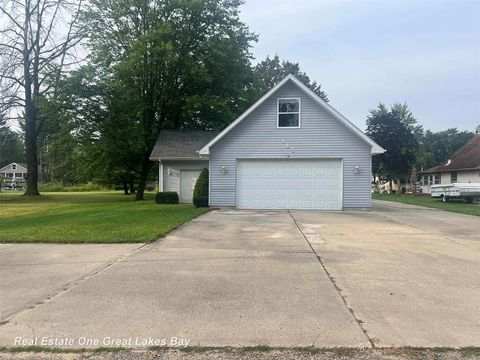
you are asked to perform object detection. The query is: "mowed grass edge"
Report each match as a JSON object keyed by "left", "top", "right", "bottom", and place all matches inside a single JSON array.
[
  {"left": 372, "top": 193, "right": 480, "bottom": 216},
  {"left": 0, "top": 192, "right": 209, "bottom": 243}
]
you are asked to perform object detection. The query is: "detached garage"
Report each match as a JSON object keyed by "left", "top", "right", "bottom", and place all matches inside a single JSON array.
[{"left": 151, "top": 74, "right": 384, "bottom": 210}]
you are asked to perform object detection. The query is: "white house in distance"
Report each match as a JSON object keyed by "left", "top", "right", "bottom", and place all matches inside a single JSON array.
[
  {"left": 150, "top": 74, "right": 384, "bottom": 210},
  {"left": 420, "top": 134, "right": 480, "bottom": 193},
  {"left": 0, "top": 162, "right": 28, "bottom": 181}
]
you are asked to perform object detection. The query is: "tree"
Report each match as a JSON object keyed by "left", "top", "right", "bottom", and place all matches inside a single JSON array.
[
  {"left": 0, "top": 0, "right": 83, "bottom": 195},
  {"left": 366, "top": 103, "right": 418, "bottom": 185},
  {"left": 0, "top": 117, "right": 24, "bottom": 167},
  {"left": 253, "top": 55, "right": 328, "bottom": 102},
  {"left": 193, "top": 168, "right": 208, "bottom": 207},
  {"left": 390, "top": 102, "right": 423, "bottom": 140},
  {"left": 43, "top": 64, "right": 145, "bottom": 190},
  {"left": 82, "top": 0, "right": 256, "bottom": 200}
]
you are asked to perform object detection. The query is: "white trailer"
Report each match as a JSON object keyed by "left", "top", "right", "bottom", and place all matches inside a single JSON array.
[{"left": 431, "top": 183, "right": 480, "bottom": 203}]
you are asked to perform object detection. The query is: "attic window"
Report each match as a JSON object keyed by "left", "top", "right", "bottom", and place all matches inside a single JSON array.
[
  {"left": 277, "top": 98, "right": 300, "bottom": 128},
  {"left": 12, "top": 164, "right": 16, "bottom": 170}
]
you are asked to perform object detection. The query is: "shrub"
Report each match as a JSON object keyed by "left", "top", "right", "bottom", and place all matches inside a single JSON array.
[
  {"left": 155, "top": 191, "right": 179, "bottom": 204},
  {"left": 38, "top": 182, "right": 107, "bottom": 192},
  {"left": 193, "top": 168, "right": 209, "bottom": 208}
]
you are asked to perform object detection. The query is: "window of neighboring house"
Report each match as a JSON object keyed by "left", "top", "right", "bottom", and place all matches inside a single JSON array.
[
  {"left": 434, "top": 174, "right": 440, "bottom": 184},
  {"left": 429, "top": 175, "right": 433, "bottom": 185},
  {"left": 422, "top": 175, "right": 429, "bottom": 185},
  {"left": 277, "top": 98, "right": 300, "bottom": 128},
  {"left": 6, "top": 173, "right": 13, "bottom": 178},
  {"left": 23, "top": 173, "right": 27, "bottom": 179},
  {"left": 15, "top": 173, "right": 22, "bottom": 178},
  {"left": 12, "top": 164, "right": 16, "bottom": 170},
  {"left": 451, "top": 172, "right": 458, "bottom": 183}
]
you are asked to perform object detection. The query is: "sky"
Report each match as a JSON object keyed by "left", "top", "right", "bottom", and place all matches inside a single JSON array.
[{"left": 240, "top": 0, "right": 480, "bottom": 132}]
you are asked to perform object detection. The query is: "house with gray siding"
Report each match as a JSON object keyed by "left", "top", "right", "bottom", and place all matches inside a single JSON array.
[{"left": 150, "top": 74, "right": 384, "bottom": 210}]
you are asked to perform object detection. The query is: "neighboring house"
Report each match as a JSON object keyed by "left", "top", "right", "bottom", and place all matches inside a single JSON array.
[
  {"left": 150, "top": 74, "right": 384, "bottom": 210},
  {"left": 0, "top": 162, "right": 27, "bottom": 181},
  {"left": 420, "top": 134, "right": 480, "bottom": 194}
]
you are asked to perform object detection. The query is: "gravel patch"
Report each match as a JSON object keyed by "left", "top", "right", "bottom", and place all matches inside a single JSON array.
[{"left": 0, "top": 348, "right": 479, "bottom": 360}]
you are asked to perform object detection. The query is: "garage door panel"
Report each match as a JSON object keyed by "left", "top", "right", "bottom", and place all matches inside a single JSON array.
[{"left": 237, "top": 159, "right": 342, "bottom": 210}]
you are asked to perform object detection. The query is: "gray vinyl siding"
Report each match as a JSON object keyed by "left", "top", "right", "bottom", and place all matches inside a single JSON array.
[
  {"left": 162, "top": 160, "right": 208, "bottom": 194},
  {"left": 209, "top": 81, "right": 372, "bottom": 208}
]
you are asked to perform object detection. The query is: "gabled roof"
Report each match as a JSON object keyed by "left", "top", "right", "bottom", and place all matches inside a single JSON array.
[
  {"left": 149, "top": 130, "right": 219, "bottom": 161},
  {"left": 422, "top": 134, "right": 480, "bottom": 174},
  {"left": 0, "top": 162, "right": 27, "bottom": 172},
  {"left": 199, "top": 74, "right": 385, "bottom": 155}
]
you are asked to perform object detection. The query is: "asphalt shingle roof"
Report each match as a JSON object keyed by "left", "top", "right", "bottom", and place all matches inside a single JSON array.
[
  {"left": 149, "top": 130, "right": 219, "bottom": 160},
  {"left": 422, "top": 134, "right": 480, "bottom": 173}
]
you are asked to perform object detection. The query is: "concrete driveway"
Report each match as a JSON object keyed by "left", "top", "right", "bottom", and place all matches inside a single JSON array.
[{"left": 0, "top": 201, "right": 479, "bottom": 349}]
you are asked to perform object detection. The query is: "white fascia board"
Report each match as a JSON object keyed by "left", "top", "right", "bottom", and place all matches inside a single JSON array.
[
  {"left": 149, "top": 156, "right": 209, "bottom": 161},
  {"left": 198, "top": 75, "right": 293, "bottom": 155},
  {"left": 286, "top": 76, "right": 385, "bottom": 155},
  {"left": 15, "top": 163, "right": 28, "bottom": 171}
]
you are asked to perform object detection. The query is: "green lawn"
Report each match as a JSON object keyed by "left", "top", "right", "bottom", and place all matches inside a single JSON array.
[
  {"left": 0, "top": 192, "right": 209, "bottom": 243},
  {"left": 373, "top": 193, "right": 480, "bottom": 217}
]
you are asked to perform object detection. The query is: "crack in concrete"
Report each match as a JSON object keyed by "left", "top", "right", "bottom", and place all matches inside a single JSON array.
[
  {"left": 0, "top": 243, "right": 148, "bottom": 325},
  {"left": 287, "top": 210, "right": 375, "bottom": 348}
]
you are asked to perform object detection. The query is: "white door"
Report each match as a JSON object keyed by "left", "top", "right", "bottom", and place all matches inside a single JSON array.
[
  {"left": 179, "top": 170, "right": 201, "bottom": 204},
  {"left": 237, "top": 159, "right": 342, "bottom": 210}
]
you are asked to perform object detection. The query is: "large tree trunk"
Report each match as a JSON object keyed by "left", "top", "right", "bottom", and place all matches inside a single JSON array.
[
  {"left": 23, "top": 43, "right": 40, "bottom": 196},
  {"left": 135, "top": 157, "right": 153, "bottom": 201},
  {"left": 24, "top": 122, "right": 40, "bottom": 196}
]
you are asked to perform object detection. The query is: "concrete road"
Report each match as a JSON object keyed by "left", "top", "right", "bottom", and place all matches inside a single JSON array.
[{"left": 0, "top": 201, "right": 479, "bottom": 349}]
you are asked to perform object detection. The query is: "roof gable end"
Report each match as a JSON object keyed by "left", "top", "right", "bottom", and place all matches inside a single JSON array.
[
  {"left": 199, "top": 74, "right": 385, "bottom": 155},
  {"left": 0, "top": 162, "right": 27, "bottom": 172}
]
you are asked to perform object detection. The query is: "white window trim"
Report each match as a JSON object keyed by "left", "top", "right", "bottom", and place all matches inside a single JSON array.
[{"left": 277, "top": 97, "right": 301, "bottom": 129}]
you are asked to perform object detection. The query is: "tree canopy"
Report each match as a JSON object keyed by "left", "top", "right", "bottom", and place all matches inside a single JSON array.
[
  {"left": 366, "top": 103, "right": 418, "bottom": 181},
  {"left": 78, "top": 0, "right": 258, "bottom": 199},
  {"left": 253, "top": 55, "right": 328, "bottom": 102},
  {"left": 0, "top": 117, "right": 24, "bottom": 168}
]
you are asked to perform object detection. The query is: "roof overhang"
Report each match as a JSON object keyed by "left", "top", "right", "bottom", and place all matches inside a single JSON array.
[
  {"left": 149, "top": 156, "right": 209, "bottom": 161},
  {"left": 199, "top": 74, "right": 385, "bottom": 156},
  {"left": 420, "top": 167, "right": 480, "bottom": 174}
]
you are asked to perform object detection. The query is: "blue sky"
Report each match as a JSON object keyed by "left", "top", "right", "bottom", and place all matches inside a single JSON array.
[{"left": 240, "top": 0, "right": 480, "bottom": 132}]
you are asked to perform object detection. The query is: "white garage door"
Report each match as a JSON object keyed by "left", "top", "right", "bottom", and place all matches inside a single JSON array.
[{"left": 237, "top": 159, "right": 342, "bottom": 210}]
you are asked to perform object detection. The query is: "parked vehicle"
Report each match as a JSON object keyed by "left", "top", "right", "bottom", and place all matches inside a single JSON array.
[{"left": 431, "top": 183, "right": 480, "bottom": 203}]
